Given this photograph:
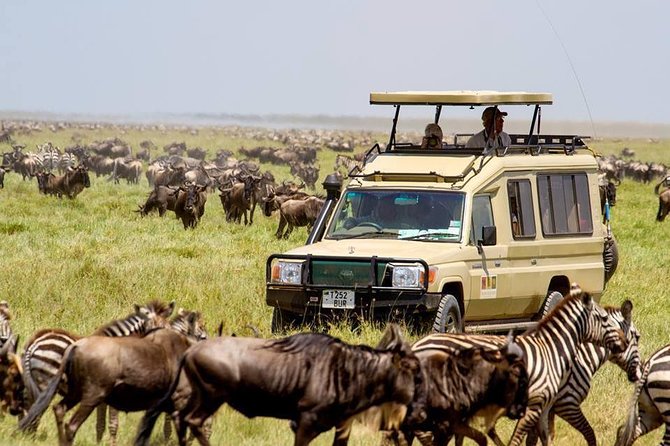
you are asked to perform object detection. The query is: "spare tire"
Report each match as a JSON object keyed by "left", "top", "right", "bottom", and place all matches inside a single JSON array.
[{"left": 604, "top": 236, "right": 619, "bottom": 283}]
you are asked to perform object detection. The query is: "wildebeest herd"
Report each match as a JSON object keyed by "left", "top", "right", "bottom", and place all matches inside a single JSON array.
[{"left": 0, "top": 285, "right": 667, "bottom": 445}]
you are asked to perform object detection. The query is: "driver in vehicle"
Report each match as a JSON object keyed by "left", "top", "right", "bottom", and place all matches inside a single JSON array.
[{"left": 466, "top": 106, "right": 511, "bottom": 154}]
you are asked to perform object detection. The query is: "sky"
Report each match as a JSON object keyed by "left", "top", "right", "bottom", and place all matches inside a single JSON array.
[{"left": 1, "top": 1, "right": 669, "bottom": 127}]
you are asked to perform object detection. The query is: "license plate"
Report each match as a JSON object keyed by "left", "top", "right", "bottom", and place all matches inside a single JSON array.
[{"left": 322, "top": 290, "right": 355, "bottom": 309}]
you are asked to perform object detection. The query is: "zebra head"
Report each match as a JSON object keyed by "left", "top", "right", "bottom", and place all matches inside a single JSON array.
[
  {"left": 170, "top": 308, "right": 208, "bottom": 341},
  {"left": 134, "top": 300, "right": 175, "bottom": 332},
  {"left": 573, "top": 286, "right": 628, "bottom": 355},
  {"left": 606, "top": 300, "right": 642, "bottom": 382}
]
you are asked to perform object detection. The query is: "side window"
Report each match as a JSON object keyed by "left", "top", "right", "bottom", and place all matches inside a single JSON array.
[
  {"left": 508, "top": 179, "right": 536, "bottom": 239},
  {"left": 538, "top": 173, "right": 593, "bottom": 236},
  {"left": 470, "top": 195, "right": 494, "bottom": 244}
]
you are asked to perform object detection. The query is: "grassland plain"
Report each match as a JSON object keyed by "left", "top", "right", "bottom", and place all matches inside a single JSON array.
[{"left": 0, "top": 126, "right": 669, "bottom": 445}]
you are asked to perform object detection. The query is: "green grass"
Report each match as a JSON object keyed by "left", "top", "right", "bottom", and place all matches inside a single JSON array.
[{"left": 0, "top": 128, "right": 669, "bottom": 445}]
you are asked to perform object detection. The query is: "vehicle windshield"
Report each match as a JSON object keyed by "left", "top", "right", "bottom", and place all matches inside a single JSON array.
[{"left": 326, "top": 189, "right": 464, "bottom": 242}]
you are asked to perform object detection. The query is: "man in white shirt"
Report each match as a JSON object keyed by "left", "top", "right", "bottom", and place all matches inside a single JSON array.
[{"left": 465, "top": 106, "right": 511, "bottom": 153}]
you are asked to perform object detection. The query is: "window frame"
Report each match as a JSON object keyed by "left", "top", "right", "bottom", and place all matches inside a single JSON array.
[
  {"left": 537, "top": 173, "right": 594, "bottom": 237},
  {"left": 507, "top": 179, "right": 536, "bottom": 240}
]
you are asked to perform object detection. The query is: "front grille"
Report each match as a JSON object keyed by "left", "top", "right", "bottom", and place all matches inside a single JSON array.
[{"left": 311, "top": 260, "right": 388, "bottom": 287}]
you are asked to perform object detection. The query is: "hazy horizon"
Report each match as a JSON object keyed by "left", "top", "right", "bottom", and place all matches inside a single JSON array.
[{"left": 2, "top": 110, "right": 669, "bottom": 139}]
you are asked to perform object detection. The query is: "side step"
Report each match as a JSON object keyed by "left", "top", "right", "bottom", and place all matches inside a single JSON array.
[{"left": 464, "top": 320, "right": 537, "bottom": 334}]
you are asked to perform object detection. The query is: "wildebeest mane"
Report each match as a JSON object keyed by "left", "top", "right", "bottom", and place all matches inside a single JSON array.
[{"left": 265, "top": 333, "right": 384, "bottom": 359}]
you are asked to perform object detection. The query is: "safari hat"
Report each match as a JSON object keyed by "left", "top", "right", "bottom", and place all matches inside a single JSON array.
[{"left": 481, "top": 106, "right": 507, "bottom": 123}]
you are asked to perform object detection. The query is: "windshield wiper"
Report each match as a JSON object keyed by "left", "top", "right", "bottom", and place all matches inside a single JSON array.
[
  {"left": 335, "top": 230, "right": 399, "bottom": 240},
  {"left": 399, "top": 232, "right": 457, "bottom": 241}
]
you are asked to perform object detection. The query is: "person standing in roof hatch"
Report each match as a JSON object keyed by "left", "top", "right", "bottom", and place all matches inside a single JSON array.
[{"left": 466, "top": 106, "right": 511, "bottom": 154}]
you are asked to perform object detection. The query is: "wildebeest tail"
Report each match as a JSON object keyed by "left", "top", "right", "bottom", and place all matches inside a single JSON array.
[
  {"left": 19, "top": 344, "right": 75, "bottom": 431},
  {"left": 134, "top": 353, "right": 187, "bottom": 446}
]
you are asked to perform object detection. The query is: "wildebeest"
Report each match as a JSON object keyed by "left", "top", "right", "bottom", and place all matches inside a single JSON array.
[
  {"left": 137, "top": 185, "right": 180, "bottom": 217},
  {"left": 135, "top": 324, "right": 421, "bottom": 446},
  {"left": 654, "top": 177, "right": 670, "bottom": 222},
  {"left": 0, "top": 334, "right": 24, "bottom": 418},
  {"left": 36, "top": 165, "right": 91, "bottom": 199},
  {"left": 0, "top": 166, "right": 5, "bottom": 188},
  {"left": 20, "top": 300, "right": 175, "bottom": 438},
  {"left": 370, "top": 333, "right": 528, "bottom": 446},
  {"left": 19, "top": 315, "right": 202, "bottom": 446},
  {"left": 175, "top": 183, "right": 208, "bottom": 229},
  {"left": 275, "top": 196, "right": 325, "bottom": 239}
]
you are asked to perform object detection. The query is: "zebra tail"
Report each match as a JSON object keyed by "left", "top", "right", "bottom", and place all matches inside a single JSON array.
[
  {"left": 134, "top": 353, "right": 187, "bottom": 446},
  {"left": 21, "top": 353, "right": 43, "bottom": 409},
  {"left": 615, "top": 359, "right": 652, "bottom": 446},
  {"left": 19, "top": 344, "right": 75, "bottom": 432}
]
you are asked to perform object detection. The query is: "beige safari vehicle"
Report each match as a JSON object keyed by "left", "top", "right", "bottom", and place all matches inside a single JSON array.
[{"left": 266, "top": 91, "right": 615, "bottom": 333}]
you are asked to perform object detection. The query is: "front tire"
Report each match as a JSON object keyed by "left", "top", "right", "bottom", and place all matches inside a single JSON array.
[{"left": 432, "top": 294, "right": 463, "bottom": 333}]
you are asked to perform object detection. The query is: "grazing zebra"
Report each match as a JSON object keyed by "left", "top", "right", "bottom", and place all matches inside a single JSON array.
[
  {"left": 616, "top": 343, "right": 670, "bottom": 446},
  {"left": 524, "top": 300, "right": 641, "bottom": 446},
  {"left": 20, "top": 300, "right": 175, "bottom": 436},
  {"left": 410, "top": 286, "right": 628, "bottom": 446}
]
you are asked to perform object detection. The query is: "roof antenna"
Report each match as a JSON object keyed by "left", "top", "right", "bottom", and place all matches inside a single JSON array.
[{"left": 535, "top": 0, "right": 597, "bottom": 139}]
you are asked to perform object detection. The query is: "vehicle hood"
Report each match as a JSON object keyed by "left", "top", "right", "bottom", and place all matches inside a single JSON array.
[{"left": 281, "top": 239, "right": 462, "bottom": 262}]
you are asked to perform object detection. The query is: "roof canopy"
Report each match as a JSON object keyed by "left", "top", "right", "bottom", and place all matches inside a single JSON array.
[{"left": 369, "top": 90, "right": 553, "bottom": 106}]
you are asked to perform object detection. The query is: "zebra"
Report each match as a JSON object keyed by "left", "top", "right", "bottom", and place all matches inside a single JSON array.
[
  {"left": 57, "top": 152, "right": 77, "bottom": 173},
  {"left": 524, "top": 300, "right": 641, "bottom": 446},
  {"left": 616, "top": 343, "right": 670, "bottom": 446},
  {"left": 20, "top": 300, "right": 175, "bottom": 436},
  {"left": 409, "top": 285, "right": 628, "bottom": 446}
]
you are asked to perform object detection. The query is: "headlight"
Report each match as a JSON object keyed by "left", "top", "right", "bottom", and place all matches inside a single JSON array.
[
  {"left": 272, "top": 261, "right": 303, "bottom": 284},
  {"left": 391, "top": 264, "right": 422, "bottom": 288}
]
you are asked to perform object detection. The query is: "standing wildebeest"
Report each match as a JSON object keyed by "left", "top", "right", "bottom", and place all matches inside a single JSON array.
[
  {"left": 0, "top": 166, "right": 5, "bottom": 188},
  {"left": 137, "top": 185, "right": 180, "bottom": 217},
  {"left": 135, "top": 324, "right": 421, "bottom": 446},
  {"left": 19, "top": 316, "right": 201, "bottom": 446},
  {"left": 275, "top": 196, "right": 325, "bottom": 239},
  {"left": 175, "top": 183, "right": 208, "bottom": 229},
  {"left": 654, "top": 177, "right": 670, "bottom": 222},
  {"left": 36, "top": 165, "right": 91, "bottom": 199}
]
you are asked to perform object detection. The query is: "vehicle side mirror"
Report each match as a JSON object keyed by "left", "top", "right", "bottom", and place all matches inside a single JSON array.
[
  {"left": 476, "top": 225, "right": 496, "bottom": 255},
  {"left": 479, "top": 225, "right": 497, "bottom": 247}
]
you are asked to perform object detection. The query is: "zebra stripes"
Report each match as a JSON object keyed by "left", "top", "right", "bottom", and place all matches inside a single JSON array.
[
  {"left": 412, "top": 287, "right": 628, "bottom": 446},
  {"left": 616, "top": 343, "right": 670, "bottom": 446}
]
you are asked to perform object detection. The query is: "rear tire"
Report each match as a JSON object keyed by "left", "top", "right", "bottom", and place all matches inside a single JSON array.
[
  {"left": 271, "top": 308, "right": 302, "bottom": 334},
  {"left": 539, "top": 291, "right": 564, "bottom": 319},
  {"left": 432, "top": 294, "right": 463, "bottom": 333}
]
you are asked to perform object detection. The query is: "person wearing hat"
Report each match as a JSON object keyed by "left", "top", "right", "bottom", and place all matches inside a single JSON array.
[
  {"left": 465, "top": 106, "right": 511, "bottom": 153},
  {"left": 421, "top": 123, "right": 444, "bottom": 149}
]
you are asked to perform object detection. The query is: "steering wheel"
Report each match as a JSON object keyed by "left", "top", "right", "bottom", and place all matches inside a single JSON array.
[{"left": 356, "top": 221, "right": 383, "bottom": 231}]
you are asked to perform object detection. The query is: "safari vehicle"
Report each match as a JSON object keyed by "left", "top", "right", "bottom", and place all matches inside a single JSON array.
[{"left": 266, "top": 90, "right": 616, "bottom": 334}]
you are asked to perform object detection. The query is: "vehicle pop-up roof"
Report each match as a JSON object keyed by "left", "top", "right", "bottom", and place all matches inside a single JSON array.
[{"left": 368, "top": 90, "right": 586, "bottom": 154}]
